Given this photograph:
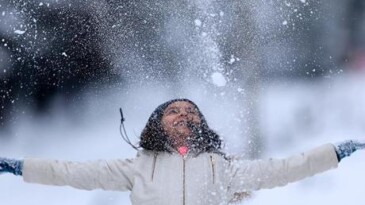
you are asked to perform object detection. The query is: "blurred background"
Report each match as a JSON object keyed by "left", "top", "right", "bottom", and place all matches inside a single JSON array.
[{"left": 1, "top": 0, "right": 365, "bottom": 204}]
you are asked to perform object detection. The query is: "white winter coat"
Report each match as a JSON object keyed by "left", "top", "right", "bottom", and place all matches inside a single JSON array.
[{"left": 23, "top": 144, "right": 338, "bottom": 205}]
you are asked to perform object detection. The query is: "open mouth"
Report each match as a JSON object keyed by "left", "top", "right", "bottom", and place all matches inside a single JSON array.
[{"left": 173, "top": 121, "right": 188, "bottom": 127}]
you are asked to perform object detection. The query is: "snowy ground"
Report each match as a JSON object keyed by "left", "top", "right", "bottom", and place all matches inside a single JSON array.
[{"left": 0, "top": 73, "right": 364, "bottom": 205}]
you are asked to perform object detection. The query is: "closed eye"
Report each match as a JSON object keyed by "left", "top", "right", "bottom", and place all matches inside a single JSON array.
[
  {"left": 166, "top": 108, "right": 179, "bottom": 115},
  {"left": 186, "top": 108, "right": 198, "bottom": 115}
]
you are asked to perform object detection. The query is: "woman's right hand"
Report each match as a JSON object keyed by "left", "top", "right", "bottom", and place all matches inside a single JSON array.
[{"left": 0, "top": 158, "right": 23, "bottom": 176}]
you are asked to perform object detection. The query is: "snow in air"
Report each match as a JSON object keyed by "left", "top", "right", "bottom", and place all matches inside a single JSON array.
[
  {"left": 211, "top": 72, "right": 227, "bottom": 87},
  {"left": 0, "top": 0, "right": 364, "bottom": 205},
  {"left": 14, "top": 30, "right": 26, "bottom": 35},
  {"left": 194, "top": 19, "right": 202, "bottom": 27}
]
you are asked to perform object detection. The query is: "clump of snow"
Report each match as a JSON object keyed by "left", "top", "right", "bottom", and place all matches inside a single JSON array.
[
  {"left": 211, "top": 72, "right": 226, "bottom": 87},
  {"left": 14, "top": 30, "right": 26, "bottom": 35},
  {"left": 237, "top": 87, "right": 244, "bottom": 93},
  {"left": 194, "top": 19, "right": 202, "bottom": 27},
  {"left": 228, "top": 55, "right": 240, "bottom": 64},
  {"left": 228, "top": 55, "right": 236, "bottom": 64}
]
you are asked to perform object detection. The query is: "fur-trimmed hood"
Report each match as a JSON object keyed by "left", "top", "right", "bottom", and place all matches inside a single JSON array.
[{"left": 139, "top": 99, "right": 222, "bottom": 153}]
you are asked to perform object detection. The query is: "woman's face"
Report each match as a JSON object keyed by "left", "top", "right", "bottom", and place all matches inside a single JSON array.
[{"left": 161, "top": 101, "right": 201, "bottom": 147}]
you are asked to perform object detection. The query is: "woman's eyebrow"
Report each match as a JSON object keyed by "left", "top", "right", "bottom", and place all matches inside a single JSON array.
[{"left": 165, "top": 106, "right": 178, "bottom": 111}]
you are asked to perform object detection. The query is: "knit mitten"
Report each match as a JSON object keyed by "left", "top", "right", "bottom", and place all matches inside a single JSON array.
[
  {"left": 0, "top": 158, "right": 23, "bottom": 176},
  {"left": 335, "top": 140, "right": 365, "bottom": 162}
]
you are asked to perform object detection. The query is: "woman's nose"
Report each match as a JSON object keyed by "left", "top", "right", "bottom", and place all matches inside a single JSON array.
[
  {"left": 180, "top": 110, "right": 188, "bottom": 115},
  {"left": 179, "top": 109, "right": 188, "bottom": 116}
]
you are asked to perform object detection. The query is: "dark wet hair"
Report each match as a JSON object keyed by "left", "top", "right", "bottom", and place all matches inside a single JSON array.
[{"left": 139, "top": 98, "right": 222, "bottom": 153}]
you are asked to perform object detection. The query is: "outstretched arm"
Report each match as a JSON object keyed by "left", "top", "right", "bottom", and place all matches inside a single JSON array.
[
  {"left": 228, "top": 140, "right": 364, "bottom": 194},
  {"left": 1, "top": 157, "right": 136, "bottom": 192},
  {"left": 227, "top": 143, "right": 339, "bottom": 193}
]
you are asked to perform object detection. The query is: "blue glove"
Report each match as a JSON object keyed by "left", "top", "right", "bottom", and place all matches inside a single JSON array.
[
  {"left": 335, "top": 140, "right": 365, "bottom": 162},
  {"left": 0, "top": 158, "right": 23, "bottom": 176}
]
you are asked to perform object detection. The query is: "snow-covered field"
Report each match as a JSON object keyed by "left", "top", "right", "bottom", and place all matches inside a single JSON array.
[{"left": 0, "top": 73, "right": 364, "bottom": 205}]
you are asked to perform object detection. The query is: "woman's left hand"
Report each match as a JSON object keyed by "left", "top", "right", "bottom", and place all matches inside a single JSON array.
[{"left": 335, "top": 140, "right": 365, "bottom": 162}]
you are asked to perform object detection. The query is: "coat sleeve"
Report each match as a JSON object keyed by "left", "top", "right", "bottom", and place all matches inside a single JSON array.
[
  {"left": 22, "top": 158, "right": 135, "bottom": 191},
  {"left": 227, "top": 143, "right": 339, "bottom": 193}
]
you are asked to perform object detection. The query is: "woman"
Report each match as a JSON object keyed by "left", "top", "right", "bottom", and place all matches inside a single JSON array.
[{"left": 0, "top": 98, "right": 364, "bottom": 205}]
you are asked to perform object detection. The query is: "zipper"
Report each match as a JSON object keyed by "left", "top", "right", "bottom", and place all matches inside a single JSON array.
[
  {"left": 210, "top": 155, "right": 215, "bottom": 184},
  {"left": 151, "top": 152, "right": 158, "bottom": 181},
  {"left": 182, "top": 157, "right": 186, "bottom": 205}
]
